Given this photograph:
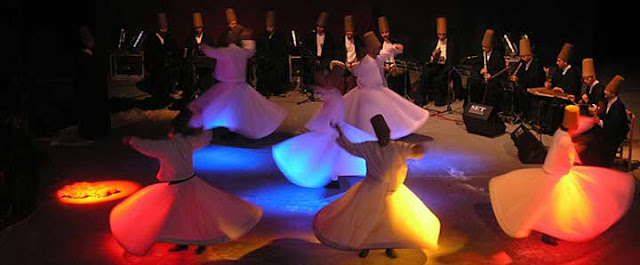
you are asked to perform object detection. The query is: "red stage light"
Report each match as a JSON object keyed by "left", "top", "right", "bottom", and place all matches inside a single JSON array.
[{"left": 57, "top": 180, "right": 141, "bottom": 204}]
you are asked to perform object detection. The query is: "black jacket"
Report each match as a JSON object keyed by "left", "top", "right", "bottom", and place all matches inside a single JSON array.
[
  {"left": 335, "top": 34, "right": 364, "bottom": 63},
  {"left": 515, "top": 57, "right": 545, "bottom": 89},
  {"left": 303, "top": 31, "right": 335, "bottom": 69},
  {"left": 549, "top": 65, "right": 582, "bottom": 99}
]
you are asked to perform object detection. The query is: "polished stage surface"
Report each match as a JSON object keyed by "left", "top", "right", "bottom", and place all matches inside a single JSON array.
[{"left": 1, "top": 87, "right": 639, "bottom": 265}]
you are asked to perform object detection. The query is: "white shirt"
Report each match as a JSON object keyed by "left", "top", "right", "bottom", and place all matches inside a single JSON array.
[
  {"left": 562, "top": 65, "right": 572, "bottom": 76},
  {"left": 155, "top": 33, "right": 165, "bottom": 45},
  {"left": 382, "top": 40, "right": 395, "bottom": 63},
  {"left": 201, "top": 40, "right": 256, "bottom": 82},
  {"left": 351, "top": 47, "right": 402, "bottom": 88},
  {"left": 345, "top": 36, "right": 356, "bottom": 63},
  {"left": 195, "top": 33, "right": 203, "bottom": 45},
  {"left": 316, "top": 33, "right": 325, "bottom": 57},
  {"left": 525, "top": 59, "right": 533, "bottom": 71},
  {"left": 434, "top": 39, "right": 447, "bottom": 64}
]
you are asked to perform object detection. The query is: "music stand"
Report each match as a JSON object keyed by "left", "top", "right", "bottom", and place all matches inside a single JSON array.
[{"left": 296, "top": 48, "right": 319, "bottom": 105}]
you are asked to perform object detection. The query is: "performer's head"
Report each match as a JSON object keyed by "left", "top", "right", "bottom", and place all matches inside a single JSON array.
[
  {"left": 157, "top": 12, "right": 169, "bottom": 33},
  {"left": 481, "top": 29, "right": 494, "bottom": 53},
  {"left": 436, "top": 17, "right": 447, "bottom": 41},
  {"left": 378, "top": 16, "right": 390, "bottom": 41},
  {"left": 316, "top": 12, "right": 328, "bottom": 34},
  {"left": 226, "top": 8, "right": 238, "bottom": 29},
  {"left": 519, "top": 37, "right": 533, "bottom": 62},
  {"left": 582, "top": 58, "right": 597, "bottom": 86},
  {"left": 266, "top": 11, "right": 276, "bottom": 33},
  {"left": 363, "top": 31, "right": 382, "bottom": 57},
  {"left": 562, "top": 105, "right": 580, "bottom": 134},
  {"left": 224, "top": 25, "right": 244, "bottom": 45},
  {"left": 604, "top": 75, "right": 624, "bottom": 100},
  {"left": 170, "top": 109, "right": 202, "bottom": 137},
  {"left": 370, "top": 114, "right": 391, "bottom": 146},
  {"left": 344, "top": 15, "right": 354, "bottom": 39},
  {"left": 556, "top": 43, "right": 573, "bottom": 69},
  {"left": 193, "top": 12, "right": 204, "bottom": 34},
  {"left": 78, "top": 26, "right": 95, "bottom": 50}
]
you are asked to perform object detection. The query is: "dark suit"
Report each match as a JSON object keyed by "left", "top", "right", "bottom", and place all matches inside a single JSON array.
[
  {"left": 74, "top": 50, "right": 110, "bottom": 139},
  {"left": 179, "top": 32, "right": 215, "bottom": 107},
  {"left": 336, "top": 35, "right": 364, "bottom": 64},
  {"left": 142, "top": 31, "right": 179, "bottom": 105},
  {"left": 302, "top": 31, "right": 335, "bottom": 86},
  {"left": 469, "top": 49, "right": 506, "bottom": 110},
  {"left": 256, "top": 30, "right": 289, "bottom": 96},
  {"left": 513, "top": 58, "right": 545, "bottom": 119},
  {"left": 576, "top": 98, "right": 629, "bottom": 167},
  {"left": 421, "top": 38, "right": 458, "bottom": 106},
  {"left": 549, "top": 65, "right": 581, "bottom": 99}
]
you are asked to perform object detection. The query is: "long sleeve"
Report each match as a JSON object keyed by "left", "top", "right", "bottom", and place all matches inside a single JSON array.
[
  {"left": 200, "top": 44, "right": 222, "bottom": 59},
  {"left": 129, "top": 137, "right": 169, "bottom": 159},
  {"left": 241, "top": 40, "right": 257, "bottom": 57},
  {"left": 186, "top": 130, "right": 213, "bottom": 150},
  {"left": 336, "top": 133, "right": 370, "bottom": 158}
]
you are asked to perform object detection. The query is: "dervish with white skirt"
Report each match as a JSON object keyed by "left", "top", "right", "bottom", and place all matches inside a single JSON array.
[
  {"left": 343, "top": 31, "right": 429, "bottom": 139},
  {"left": 188, "top": 25, "right": 286, "bottom": 139},
  {"left": 110, "top": 111, "right": 262, "bottom": 255}
]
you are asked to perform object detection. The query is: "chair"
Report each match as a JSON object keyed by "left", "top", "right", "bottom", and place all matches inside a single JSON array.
[{"left": 616, "top": 109, "right": 635, "bottom": 171}]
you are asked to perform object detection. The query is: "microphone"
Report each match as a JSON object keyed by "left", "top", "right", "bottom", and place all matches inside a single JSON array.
[{"left": 465, "top": 55, "right": 478, "bottom": 60}]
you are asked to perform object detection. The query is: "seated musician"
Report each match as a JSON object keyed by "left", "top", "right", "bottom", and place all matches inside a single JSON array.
[
  {"left": 544, "top": 43, "right": 581, "bottom": 101},
  {"left": 509, "top": 37, "right": 544, "bottom": 121},
  {"left": 177, "top": 12, "right": 214, "bottom": 109},
  {"left": 378, "top": 16, "right": 406, "bottom": 96},
  {"left": 421, "top": 16, "right": 458, "bottom": 107},
  {"left": 336, "top": 15, "right": 363, "bottom": 93},
  {"left": 574, "top": 75, "right": 630, "bottom": 167},
  {"left": 578, "top": 58, "right": 604, "bottom": 114}
]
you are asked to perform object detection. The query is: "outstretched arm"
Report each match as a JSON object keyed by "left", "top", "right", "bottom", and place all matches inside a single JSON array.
[{"left": 333, "top": 122, "right": 367, "bottom": 157}]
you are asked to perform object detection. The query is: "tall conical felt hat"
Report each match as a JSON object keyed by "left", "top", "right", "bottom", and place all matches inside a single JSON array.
[
  {"left": 558, "top": 42, "right": 574, "bottom": 62},
  {"left": 344, "top": 15, "right": 354, "bottom": 32},
  {"left": 582, "top": 58, "right": 596, "bottom": 77},
  {"left": 226, "top": 8, "right": 237, "bottom": 23},
  {"left": 228, "top": 25, "right": 244, "bottom": 43},
  {"left": 378, "top": 16, "right": 390, "bottom": 33},
  {"left": 325, "top": 67, "right": 345, "bottom": 88},
  {"left": 317, "top": 12, "right": 328, "bottom": 27},
  {"left": 605, "top": 75, "right": 624, "bottom": 95},
  {"left": 519, "top": 38, "right": 531, "bottom": 56},
  {"left": 436, "top": 17, "right": 447, "bottom": 34},
  {"left": 370, "top": 114, "right": 390, "bottom": 140},
  {"left": 157, "top": 12, "right": 168, "bottom": 29},
  {"left": 563, "top": 105, "right": 580, "bottom": 130},
  {"left": 482, "top": 29, "right": 494, "bottom": 49},
  {"left": 192, "top": 12, "right": 204, "bottom": 28},
  {"left": 363, "top": 31, "right": 381, "bottom": 50},
  {"left": 266, "top": 11, "right": 276, "bottom": 27}
]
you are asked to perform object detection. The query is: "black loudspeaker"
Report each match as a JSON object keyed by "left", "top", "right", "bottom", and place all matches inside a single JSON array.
[
  {"left": 463, "top": 102, "right": 506, "bottom": 137},
  {"left": 511, "top": 125, "right": 548, "bottom": 164}
]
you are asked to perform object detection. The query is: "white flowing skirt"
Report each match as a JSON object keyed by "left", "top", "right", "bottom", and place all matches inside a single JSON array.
[
  {"left": 110, "top": 176, "right": 262, "bottom": 255},
  {"left": 343, "top": 86, "right": 429, "bottom": 139},
  {"left": 314, "top": 180, "right": 440, "bottom": 250},
  {"left": 189, "top": 81, "right": 287, "bottom": 139},
  {"left": 489, "top": 166, "right": 634, "bottom": 241},
  {"left": 272, "top": 123, "right": 376, "bottom": 188}
]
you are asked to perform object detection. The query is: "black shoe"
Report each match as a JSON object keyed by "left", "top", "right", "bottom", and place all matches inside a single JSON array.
[
  {"left": 385, "top": 248, "right": 397, "bottom": 258},
  {"left": 195, "top": 245, "right": 206, "bottom": 255},
  {"left": 168, "top": 244, "right": 189, "bottom": 252},
  {"left": 324, "top": 180, "right": 340, "bottom": 189},
  {"left": 358, "top": 249, "right": 369, "bottom": 258},
  {"left": 541, "top": 234, "right": 558, "bottom": 246}
]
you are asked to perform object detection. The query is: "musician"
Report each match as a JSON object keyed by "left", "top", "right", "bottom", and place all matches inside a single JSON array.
[
  {"left": 256, "top": 11, "right": 289, "bottom": 97},
  {"left": 378, "top": 16, "right": 405, "bottom": 96},
  {"left": 544, "top": 43, "right": 581, "bottom": 101},
  {"left": 143, "top": 12, "right": 179, "bottom": 107},
  {"left": 178, "top": 12, "right": 214, "bottom": 109},
  {"left": 421, "top": 16, "right": 458, "bottom": 107},
  {"left": 302, "top": 12, "right": 336, "bottom": 88},
  {"left": 579, "top": 58, "right": 604, "bottom": 108},
  {"left": 336, "top": 15, "right": 363, "bottom": 93},
  {"left": 574, "top": 75, "right": 629, "bottom": 167},
  {"left": 469, "top": 29, "right": 506, "bottom": 111},
  {"left": 74, "top": 26, "right": 110, "bottom": 140},
  {"left": 509, "top": 37, "right": 544, "bottom": 120}
]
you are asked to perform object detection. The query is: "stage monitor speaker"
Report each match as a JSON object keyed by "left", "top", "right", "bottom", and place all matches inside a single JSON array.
[
  {"left": 463, "top": 102, "right": 506, "bottom": 137},
  {"left": 511, "top": 125, "right": 547, "bottom": 164}
]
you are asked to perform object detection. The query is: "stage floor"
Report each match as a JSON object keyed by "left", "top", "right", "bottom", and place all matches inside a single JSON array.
[{"left": 1, "top": 90, "right": 639, "bottom": 265}]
